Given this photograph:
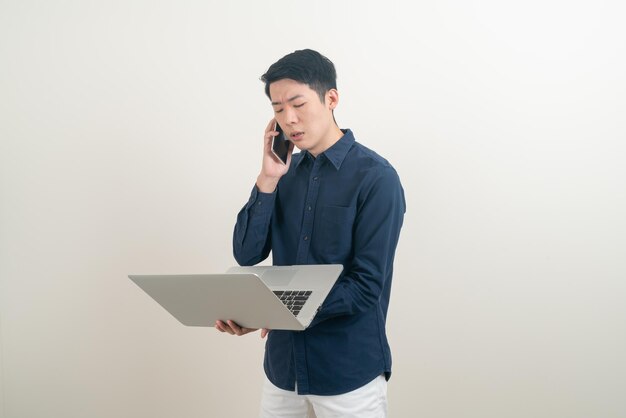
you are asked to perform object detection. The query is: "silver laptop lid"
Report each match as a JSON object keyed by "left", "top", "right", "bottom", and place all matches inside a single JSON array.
[{"left": 129, "top": 264, "right": 343, "bottom": 331}]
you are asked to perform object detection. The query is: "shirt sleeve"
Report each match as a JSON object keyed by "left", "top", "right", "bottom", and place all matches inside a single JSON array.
[
  {"left": 310, "top": 166, "right": 406, "bottom": 326},
  {"left": 232, "top": 185, "right": 276, "bottom": 266}
]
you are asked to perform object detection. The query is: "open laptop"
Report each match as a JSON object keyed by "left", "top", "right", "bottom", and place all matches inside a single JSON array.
[{"left": 129, "top": 264, "right": 343, "bottom": 331}]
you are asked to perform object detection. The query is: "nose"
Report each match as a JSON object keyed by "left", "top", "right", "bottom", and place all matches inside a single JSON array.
[{"left": 283, "top": 106, "right": 299, "bottom": 126}]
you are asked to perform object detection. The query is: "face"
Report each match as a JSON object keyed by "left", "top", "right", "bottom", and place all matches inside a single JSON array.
[{"left": 269, "top": 78, "right": 340, "bottom": 157}]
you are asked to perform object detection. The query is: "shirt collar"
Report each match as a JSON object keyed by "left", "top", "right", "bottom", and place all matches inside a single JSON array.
[{"left": 295, "top": 129, "right": 355, "bottom": 170}]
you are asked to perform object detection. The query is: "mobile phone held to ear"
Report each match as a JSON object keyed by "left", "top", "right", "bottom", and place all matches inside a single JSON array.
[{"left": 271, "top": 122, "right": 291, "bottom": 165}]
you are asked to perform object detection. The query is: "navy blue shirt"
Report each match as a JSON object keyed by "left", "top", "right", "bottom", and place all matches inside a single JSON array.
[{"left": 233, "top": 129, "right": 405, "bottom": 395}]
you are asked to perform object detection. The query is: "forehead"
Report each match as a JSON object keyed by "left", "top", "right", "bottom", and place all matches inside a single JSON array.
[{"left": 269, "top": 79, "right": 317, "bottom": 102}]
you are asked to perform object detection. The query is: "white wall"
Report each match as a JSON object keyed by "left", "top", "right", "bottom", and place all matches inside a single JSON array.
[
  {"left": 1, "top": 1, "right": 625, "bottom": 417},
  {"left": 0, "top": 314, "right": 4, "bottom": 418}
]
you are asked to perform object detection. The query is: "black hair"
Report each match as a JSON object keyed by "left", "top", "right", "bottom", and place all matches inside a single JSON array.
[{"left": 261, "top": 49, "right": 337, "bottom": 103}]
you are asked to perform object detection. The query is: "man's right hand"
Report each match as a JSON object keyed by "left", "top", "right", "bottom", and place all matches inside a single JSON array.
[{"left": 256, "top": 118, "right": 294, "bottom": 193}]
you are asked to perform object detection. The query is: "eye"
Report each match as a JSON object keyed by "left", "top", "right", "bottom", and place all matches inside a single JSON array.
[
  {"left": 274, "top": 108, "right": 284, "bottom": 114},
  {"left": 294, "top": 103, "right": 306, "bottom": 108}
]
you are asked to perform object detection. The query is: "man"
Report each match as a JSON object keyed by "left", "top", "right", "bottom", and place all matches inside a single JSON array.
[{"left": 216, "top": 49, "right": 405, "bottom": 418}]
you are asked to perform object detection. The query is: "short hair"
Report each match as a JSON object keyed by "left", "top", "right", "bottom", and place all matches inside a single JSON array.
[{"left": 261, "top": 49, "right": 337, "bottom": 103}]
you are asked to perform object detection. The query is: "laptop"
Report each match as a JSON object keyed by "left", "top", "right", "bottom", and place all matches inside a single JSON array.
[{"left": 129, "top": 264, "right": 343, "bottom": 331}]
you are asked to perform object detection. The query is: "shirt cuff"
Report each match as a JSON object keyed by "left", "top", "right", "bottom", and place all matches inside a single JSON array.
[{"left": 246, "top": 184, "right": 276, "bottom": 215}]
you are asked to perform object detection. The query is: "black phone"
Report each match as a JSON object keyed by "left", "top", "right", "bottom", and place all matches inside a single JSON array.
[{"left": 271, "top": 122, "right": 291, "bottom": 165}]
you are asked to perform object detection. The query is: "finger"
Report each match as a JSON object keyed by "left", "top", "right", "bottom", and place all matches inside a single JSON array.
[
  {"left": 264, "top": 133, "right": 273, "bottom": 153},
  {"left": 219, "top": 320, "right": 235, "bottom": 335},
  {"left": 261, "top": 328, "right": 270, "bottom": 338},
  {"left": 215, "top": 321, "right": 225, "bottom": 332},
  {"left": 216, "top": 320, "right": 230, "bottom": 333},
  {"left": 227, "top": 320, "right": 243, "bottom": 336},
  {"left": 265, "top": 128, "right": 279, "bottom": 145},
  {"left": 265, "top": 119, "right": 279, "bottom": 136},
  {"left": 265, "top": 124, "right": 278, "bottom": 142},
  {"left": 264, "top": 133, "right": 277, "bottom": 156}
]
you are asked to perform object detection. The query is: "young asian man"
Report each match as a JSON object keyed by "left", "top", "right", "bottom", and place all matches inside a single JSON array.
[{"left": 216, "top": 49, "right": 405, "bottom": 418}]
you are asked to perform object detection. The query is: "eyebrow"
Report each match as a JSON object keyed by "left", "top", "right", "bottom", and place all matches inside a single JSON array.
[{"left": 271, "top": 94, "right": 305, "bottom": 106}]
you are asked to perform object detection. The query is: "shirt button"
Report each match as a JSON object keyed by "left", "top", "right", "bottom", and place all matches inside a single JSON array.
[
  {"left": 307, "top": 205, "right": 312, "bottom": 211},
  {"left": 303, "top": 236, "right": 309, "bottom": 241},
  {"left": 257, "top": 201, "right": 262, "bottom": 206},
  {"left": 313, "top": 176, "right": 319, "bottom": 181}
]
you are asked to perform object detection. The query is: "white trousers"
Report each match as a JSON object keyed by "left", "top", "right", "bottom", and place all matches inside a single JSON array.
[{"left": 259, "top": 375, "right": 388, "bottom": 418}]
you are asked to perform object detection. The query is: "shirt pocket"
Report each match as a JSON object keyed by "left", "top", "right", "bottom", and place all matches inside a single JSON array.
[{"left": 316, "top": 205, "right": 356, "bottom": 260}]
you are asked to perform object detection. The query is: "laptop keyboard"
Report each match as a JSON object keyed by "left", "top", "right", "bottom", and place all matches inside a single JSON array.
[{"left": 273, "top": 290, "right": 312, "bottom": 317}]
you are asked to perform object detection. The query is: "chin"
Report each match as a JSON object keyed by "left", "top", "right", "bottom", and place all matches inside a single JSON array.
[{"left": 292, "top": 143, "right": 308, "bottom": 152}]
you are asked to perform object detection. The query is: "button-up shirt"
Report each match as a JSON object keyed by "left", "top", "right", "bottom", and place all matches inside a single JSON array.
[{"left": 233, "top": 129, "right": 405, "bottom": 395}]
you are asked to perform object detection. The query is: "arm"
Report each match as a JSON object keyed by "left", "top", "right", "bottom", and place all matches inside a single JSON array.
[
  {"left": 232, "top": 119, "right": 294, "bottom": 266},
  {"left": 221, "top": 119, "right": 294, "bottom": 337},
  {"left": 310, "top": 167, "right": 406, "bottom": 326},
  {"left": 222, "top": 119, "right": 293, "bottom": 338},
  {"left": 232, "top": 186, "right": 275, "bottom": 266}
]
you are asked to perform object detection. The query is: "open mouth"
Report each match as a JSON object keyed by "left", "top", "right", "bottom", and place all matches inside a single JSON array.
[{"left": 290, "top": 131, "right": 304, "bottom": 141}]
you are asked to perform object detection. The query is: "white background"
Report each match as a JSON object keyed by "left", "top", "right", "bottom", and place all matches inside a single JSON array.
[{"left": 1, "top": 1, "right": 625, "bottom": 417}]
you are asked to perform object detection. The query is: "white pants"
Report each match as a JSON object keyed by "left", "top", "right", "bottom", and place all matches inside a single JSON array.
[{"left": 259, "top": 375, "right": 388, "bottom": 418}]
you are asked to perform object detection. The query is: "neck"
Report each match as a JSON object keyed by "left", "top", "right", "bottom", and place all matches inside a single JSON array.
[{"left": 309, "top": 125, "right": 344, "bottom": 157}]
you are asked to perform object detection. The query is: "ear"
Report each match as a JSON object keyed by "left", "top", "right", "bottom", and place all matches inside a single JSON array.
[{"left": 326, "top": 89, "right": 339, "bottom": 110}]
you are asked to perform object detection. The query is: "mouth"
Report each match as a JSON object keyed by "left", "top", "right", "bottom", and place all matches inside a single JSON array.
[{"left": 289, "top": 131, "right": 304, "bottom": 141}]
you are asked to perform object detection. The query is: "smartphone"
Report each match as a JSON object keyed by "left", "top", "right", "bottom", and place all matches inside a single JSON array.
[{"left": 271, "top": 122, "right": 291, "bottom": 165}]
